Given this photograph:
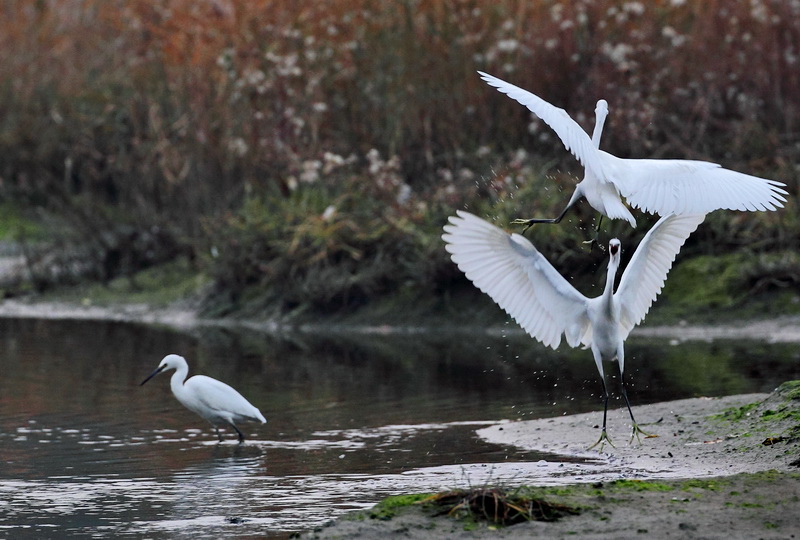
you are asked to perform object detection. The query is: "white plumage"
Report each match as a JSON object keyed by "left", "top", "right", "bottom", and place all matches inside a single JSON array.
[
  {"left": 442, "top": 210, "right": 705, "bottom": 448},
  {"left": 141, "top": 354, "right": 267, "bottom": 443},
  {"left": 479, "top": 71, "right": 786, "bottom": 228}
]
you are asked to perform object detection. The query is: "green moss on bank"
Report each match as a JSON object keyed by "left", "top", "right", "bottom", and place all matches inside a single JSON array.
[
  {"left": 714, "top": 401, "right": 761, "bottom": 422},
  {"left": 369, "top": 493, "right": 432, "bottom": 520},
  {"left": 651, "top": 252, "right": 800, "bottom": 325},
  {"left": 607, "top": 479, "right": 673, "bottom": 492},
  {"left": 0, "top": 203, "right": 44, "bottom": 243},
  {"left": 30, "top": 256, "right": 207, "bottom": 309},
  {"left": 709, "top": 381, "right": 800, "bottom": 445}
]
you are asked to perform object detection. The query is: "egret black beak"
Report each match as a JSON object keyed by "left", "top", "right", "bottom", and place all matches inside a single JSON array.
[{"left": 140, "top": 365, "right": 166, "bottom": 386}]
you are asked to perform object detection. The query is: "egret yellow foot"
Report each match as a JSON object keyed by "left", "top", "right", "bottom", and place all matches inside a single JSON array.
[
  {"left": 510, "top": 218, "right": 536, "bottom": 233},
  {"left": 630, "top": 423, "right": 657, "bottom": 444},
  {"left": 588, "top": 430, "right": 616, "bottom": 451}
]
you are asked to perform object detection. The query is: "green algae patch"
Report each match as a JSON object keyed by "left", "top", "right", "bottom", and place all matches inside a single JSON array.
[
  {"left": 760, "top": 409, "right": 800, "bottom": 423},
  {"left": 744, "top": 469, "right": 797, "bottom": 484},
  {"left": 607, "top": 479, "right": 673, "bottom": 492},
  {"left": 708, "top": 381, "right": 800, "bottom": 445},
  {"left": 713, "top": 401, "right": 760, "bottom": 422},
  {"left": 368, "top": 493, "right": 432, "bottom": 520},
  {"left": 680, "top": 479, "right": 725, "bottom": 492},
  {"left": 775, "top": 380, "right": 800, "bottom": 402},
  {"left": 757, "top": 382, "right": 800, "bottom": 427}
]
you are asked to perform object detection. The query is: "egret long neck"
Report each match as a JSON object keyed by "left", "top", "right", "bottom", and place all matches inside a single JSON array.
[
  {"left": 592, "top": 103, "right": 608, "bottom": 147},
  {"left": 169, "top": 364, "right": 189, "bottom": 399},
  {"left": 601, "top": 256, "right": 619, "bottom": 316}
]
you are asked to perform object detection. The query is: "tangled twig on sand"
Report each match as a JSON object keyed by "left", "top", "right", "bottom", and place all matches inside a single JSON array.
[{"left": 425, "top": 487, "right": 579, "bottom": 526}]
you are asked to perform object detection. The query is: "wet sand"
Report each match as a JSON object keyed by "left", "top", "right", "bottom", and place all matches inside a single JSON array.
[
  {"left": 477, "top": 393, "right": 795, "bottom": 480},
  {"left": 302, "top": 387, "right": 800, "bottom": 539}
]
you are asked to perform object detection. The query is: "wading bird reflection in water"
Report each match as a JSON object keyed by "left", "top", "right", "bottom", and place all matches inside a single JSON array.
[{"left": 443, "top": 211, "right": 705, "bottom": 449}]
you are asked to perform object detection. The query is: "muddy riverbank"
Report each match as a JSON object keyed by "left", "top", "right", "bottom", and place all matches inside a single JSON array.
[
  {"left": 3, "top": 296, "right": 800, "bottom": 343},
  {"left": 301, "top": 384, "right": 800, "bottom": 539}
]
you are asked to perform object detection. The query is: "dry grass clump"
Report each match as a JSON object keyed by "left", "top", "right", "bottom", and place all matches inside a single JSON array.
[{"left": 427, "top": 487, "right": 580, "bottom": 525}]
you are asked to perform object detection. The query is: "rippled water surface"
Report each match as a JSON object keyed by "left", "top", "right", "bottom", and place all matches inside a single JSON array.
[{"left": 1, "top": 317, "right": 798, "bottom": 538}]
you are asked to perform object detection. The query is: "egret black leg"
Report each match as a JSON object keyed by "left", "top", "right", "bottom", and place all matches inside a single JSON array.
[
  {"left": 215, "top": 427, "right": 224, "bottom": 442},
  {"left": 588, "top": 377, "right": 615, "bottom": 451},
  {"left": 231, "top": 424, "right": 246, "bottom": 443},
  {"left": 511, "top": 203, "right": 572, "bottom": 233},
  {"left": 620, "top": 371, "right": 655, "bottom": 443}
]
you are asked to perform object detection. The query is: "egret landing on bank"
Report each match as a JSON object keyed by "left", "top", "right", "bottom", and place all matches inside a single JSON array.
[
  {"left": 442, "top": 211, "right": 705, "bottom": 450},
  {"left": 140, "top": 354, "right": 266, "bottom": 443},
  {"left": 478, "top": 71, "right": 787, "bottom": 230}
]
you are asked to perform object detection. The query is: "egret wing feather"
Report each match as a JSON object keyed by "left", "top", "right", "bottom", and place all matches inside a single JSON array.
[
  {"left": 185, "top": 375, "right": 266, "bottom": 423},
  {"left": 478, "top": 71, "right": 604, "bottom": 176},
  {"left": 601, "top": 153, "right": 787, "bottom": 215},
  {"left": 443, "top": 211, "right": 590, "bottom": 349},
  {"left": 615, "top": 213, "right": 706, "bottom": 338}
]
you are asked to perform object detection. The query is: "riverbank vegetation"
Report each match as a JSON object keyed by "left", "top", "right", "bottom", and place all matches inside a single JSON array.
[{"left": 1, "top": 1, "right": 798, "bottom": 321}]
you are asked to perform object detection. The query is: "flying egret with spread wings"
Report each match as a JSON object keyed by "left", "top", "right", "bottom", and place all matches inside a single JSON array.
[
  {"left": 442, "top": 210, "right": 705, "bottom": 449},
  {"left": 478, "top": 71, "right": 786, "bottom": 230}
]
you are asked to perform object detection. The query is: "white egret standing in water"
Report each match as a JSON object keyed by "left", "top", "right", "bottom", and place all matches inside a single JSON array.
[
  {"left": 478, "top": 71, "right": 787, "bottom": 230},
  {"left": 141, "top": 354, "right": 267, "bottom": 443},
  {"left": 442, "top": 211, "right": 705, "bottom": 449}
]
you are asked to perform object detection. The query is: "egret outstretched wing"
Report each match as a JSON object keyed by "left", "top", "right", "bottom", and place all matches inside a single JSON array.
[
  {"left": 443, "top": 210, "right": 590, "bottom": 349},
  {"left": 601, "top": 154, "right": 787, "bottom": 215},
  {"left": 615, "top": 213, "right": 706, "bottom": 338},
  {"left": 478, "top": 71, "right": 604, "bottom": 176},
  {"left": 480, "top": 71, "right": 787, "bottom": 226}
]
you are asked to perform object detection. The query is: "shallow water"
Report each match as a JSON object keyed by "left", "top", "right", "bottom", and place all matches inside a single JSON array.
[{"left": 0, "top": 317, "right": 798, "bottom": 538}]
